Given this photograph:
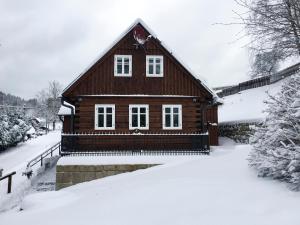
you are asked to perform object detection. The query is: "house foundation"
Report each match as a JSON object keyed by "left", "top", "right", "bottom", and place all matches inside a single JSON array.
[{"left": 56, "top": 164, "right": 158, "bottom": 190}]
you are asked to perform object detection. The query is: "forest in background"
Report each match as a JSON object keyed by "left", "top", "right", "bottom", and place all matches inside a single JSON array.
[{"left": 0, "top": 81, "right": 62, "bottom": 151}]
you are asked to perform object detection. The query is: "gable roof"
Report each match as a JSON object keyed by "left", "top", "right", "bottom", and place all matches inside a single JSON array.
[{"left": 62, "top": 18, "right": 217, "bottom": 99}]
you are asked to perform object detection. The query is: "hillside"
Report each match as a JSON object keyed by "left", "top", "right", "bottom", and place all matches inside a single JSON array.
[
  {"left": 0, "top": 91, "right": 37, "bottom": 107},
  {"left": 218, "top": 79, "right": 286, "bottom": 124}
]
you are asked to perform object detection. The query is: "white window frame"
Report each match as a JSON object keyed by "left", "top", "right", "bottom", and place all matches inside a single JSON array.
[
  {"left": 162, "top": 105, "right": 182, "bottom": 130},
  {"left": 146, "top": 55, "right": 163, "bottom": 77},
  {"left": 114, "top": 55, "right": 132, "bottom": 77},
  {"left": 129, "top": 104, "right": 149, "bottom": 130},
  {"left": 95, "top": 104, "right": 115, "bottom": 130}
]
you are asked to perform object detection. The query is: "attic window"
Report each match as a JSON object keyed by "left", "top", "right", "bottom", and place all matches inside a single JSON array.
[
  {"left": 146, "top": 55, "right": 163, "bottom": 77},
  {"left": 114, "top": 55, "right": 132, "bottom": 77}
]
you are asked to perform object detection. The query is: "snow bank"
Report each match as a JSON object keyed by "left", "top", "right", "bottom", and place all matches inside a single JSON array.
[
  {"left": 0, "top": 131, "right": 61, "bottom": 211},
  {"left": 219, "top": 79, "right": 285, "bottom": 123},
  {"left": 1, "top": 143, "right": 300, "bottom": 225},
  {"left": 58, "top": 155, "right": 205, "bottom": 165}
]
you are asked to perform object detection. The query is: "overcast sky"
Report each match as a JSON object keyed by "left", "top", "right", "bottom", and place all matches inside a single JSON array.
[{"left": 0, "top": 0, "right": 250, "bottom": 99}]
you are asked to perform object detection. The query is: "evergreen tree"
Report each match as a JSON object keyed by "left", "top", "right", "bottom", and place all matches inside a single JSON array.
[
  {"left": 249, "top": 73, "right": 300, "bottom": 190},
  {"left": 0, "top": 107, "right": 31, "bottom": 150}
]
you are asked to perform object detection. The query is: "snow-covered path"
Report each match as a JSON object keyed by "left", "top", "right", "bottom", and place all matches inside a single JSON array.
[
  {"left": 0, "top": 131, "right": 61, "bottom": 203},
  {"left": 1, "top": 140, "right": 299, "bottom": 225},
  {"left": 0, "top": 131, "right": 61, "bottom": 174}
]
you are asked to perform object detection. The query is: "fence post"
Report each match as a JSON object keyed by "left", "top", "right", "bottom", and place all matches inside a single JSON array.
[
  {"left": 41, "top": 155, "right": 43, "bottom": 166},
  {"left": 7, "top": 175, "right": 12, "bottom": 193}
]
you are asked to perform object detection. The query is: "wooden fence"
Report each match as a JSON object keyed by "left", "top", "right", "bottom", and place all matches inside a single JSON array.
[
  {"left": 61, "top": 133, "right": 210, "bottom": 155},
  {"left": 217, "top": 62, "right": 300, "bottom": 98}
]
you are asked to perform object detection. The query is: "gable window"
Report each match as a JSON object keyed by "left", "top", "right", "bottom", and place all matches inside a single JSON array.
[
  {"left": 162, "top": 105, "right": 182, "bottom": 129},
  {"left": 114, "top": 55, "right": 132, "bottom": 76},
  {"left": 95, "top": 104, "right": 115, "bottom": 130},
  {"left": 129, "top": 105, "right": 149, "bottom": 130},
  {"left": 146, "top": 55, "right": 163, "bottom": 77}
]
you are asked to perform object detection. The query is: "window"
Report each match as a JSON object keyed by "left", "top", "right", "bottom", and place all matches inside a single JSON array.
[
  {"left": 114, "top": 55, "right": 132, "bottom": 76},
  {"left": 129, "top": 105, "right": 149, "bottom": 130},
  {"left": 146, "top": 55, "right": 163, "bottom": 77},
  {"left": 95, "top": 104, "right": 115, "bottom": 130},
  {"left": 162, "top": 105, "right": 182, "bottom": 129}
]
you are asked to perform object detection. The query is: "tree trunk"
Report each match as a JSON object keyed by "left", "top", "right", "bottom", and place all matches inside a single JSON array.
[{"left": 285, "top": 0, "right": 300, "bottom": 55}]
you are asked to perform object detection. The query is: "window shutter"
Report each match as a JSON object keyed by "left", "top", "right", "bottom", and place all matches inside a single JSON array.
[
  {"left": 95, "top": 106, "right": 98, "bottom": 128},
  {"left": 112, "top": 107, "right": 115, "bottom": 127},
  {"left": 179, "top": 106, "right": 182, "bottom": 127},
  {"left": 129, "top": 56, "right": 132, "bottom": 75},
  {"left": 114, "top": 55, "right": 117, "bottom": 75},
  {"left": 161, "top": 56, "right": 164, "bottom": 75},
  {"left": 129, "top": 106, "right": 132, "bottom": 128},
  {"left": 162, "top": 107, "right": 165, "bottom": 127},
  {"left": 146, "top": 106, "right": 149, "bottom": 127},
  {"left": 146, "top": 57, "right": 149, "bottom": 75}
]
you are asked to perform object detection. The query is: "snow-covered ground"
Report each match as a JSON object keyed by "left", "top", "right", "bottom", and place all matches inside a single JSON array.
[
  {"left": 58, "top": 155, "right": 208, "bottom": 165},
  {"left": 0, "top": 130, "right": 61, "bottom": 209},
  {"left": 1, "top": 138, "right": 299, "bottom": 225},
  {"left": 0, "top": 131, "right": 61, "bottom": 174},
  {"left": 219, "top": 79, "right": 285, "bottom": 123}
]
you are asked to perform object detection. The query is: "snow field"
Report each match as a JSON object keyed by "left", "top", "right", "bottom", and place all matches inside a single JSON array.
[
  {"left": 219, "top": 79, "right": 285, "bottom": 123},
  {"left": 0, "top": 130, "right": 61, "bottom": 210},
  {"left": 1, "top": 139, "right": 300, "bottom": 225}
]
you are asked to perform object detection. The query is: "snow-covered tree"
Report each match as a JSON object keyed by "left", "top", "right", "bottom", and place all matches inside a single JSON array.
[
  {"left": 0, "top": 106, "right": 31, "bottom": 150},
  {"left": 235, "top": 0, "right": 300, "bottom": 58},
  {"left": 250, "top": 50, "right": 280, "bottom": 78},
  {"left": 249, "top": 73, "right": 300, "bottom": 190}
]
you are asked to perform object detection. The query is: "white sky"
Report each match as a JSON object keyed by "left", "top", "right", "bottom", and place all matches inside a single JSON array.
[{"left": 0, "top": 0, "right": 250, "bottom": 99}]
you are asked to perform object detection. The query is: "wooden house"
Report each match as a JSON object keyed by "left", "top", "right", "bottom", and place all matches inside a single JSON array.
[{"left": 59, "top": 19, "right": 219, "bottom": 154}]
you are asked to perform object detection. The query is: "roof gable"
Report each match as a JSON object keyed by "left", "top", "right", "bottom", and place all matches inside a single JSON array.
[{"left": 62, "top": 18, "right": 216, "bottom": 99}]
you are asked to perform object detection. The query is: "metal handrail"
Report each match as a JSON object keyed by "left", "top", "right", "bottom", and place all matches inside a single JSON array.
[
  {"left": 0, "top": 171, "right": 16, "bottom": 194},
  {"left": 25, "top": 142, "right": 61, "bottom": 170}
]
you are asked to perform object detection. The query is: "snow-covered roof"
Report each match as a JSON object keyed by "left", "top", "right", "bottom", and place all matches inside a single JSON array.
[
  {"left": 58, "top": 103, "right": 75, "bottom": 116},
  {"left": 62, "top": 18, "right": 217, "bottom": 98},
  {"left": 218, "top": 79, "right": 285, "bottom": 124}
]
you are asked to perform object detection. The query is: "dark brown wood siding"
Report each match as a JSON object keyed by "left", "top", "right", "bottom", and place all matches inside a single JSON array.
[
  {"left": 63, "top": 24, "right": 212, "bottom": 100},
  {"left": 61, "top": 22, "right": 218, "bottom": 150},
  {"left": 73, "top": 96, "right": 206, "bottom": 133},
  {"left": 206, "top": 105, "right": 219, "bottom": 146},
  {"left": 62, "top": 116, "right": 71, "bottom": 133}
]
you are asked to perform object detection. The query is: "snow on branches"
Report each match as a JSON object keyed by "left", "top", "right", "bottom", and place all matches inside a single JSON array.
[
  {"left": 249, "top": 73, "right": 300, "bottom": 190},
  {"left": 0, "top": 107, "right": 31, "bottom": 150}
]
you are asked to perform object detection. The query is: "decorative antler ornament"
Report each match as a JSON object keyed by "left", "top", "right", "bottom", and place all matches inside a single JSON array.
[{"left": 133, "top": 25, "right": 151, "bottom": 51}]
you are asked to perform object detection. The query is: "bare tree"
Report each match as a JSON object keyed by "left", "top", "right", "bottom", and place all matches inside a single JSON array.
[
  {"left": 35, "top": 81, "right": 62, "bottom": 131},
  {"left": 250, "top": 49, "right": 280, "bottom": 78},
  {"left": 235, "top": 0, "right": 300, "bottom": 58}
]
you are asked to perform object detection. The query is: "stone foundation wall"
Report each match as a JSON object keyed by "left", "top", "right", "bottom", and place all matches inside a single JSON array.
[{"left": 56, "top": 164, "right": 158, "bottom": 190}]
